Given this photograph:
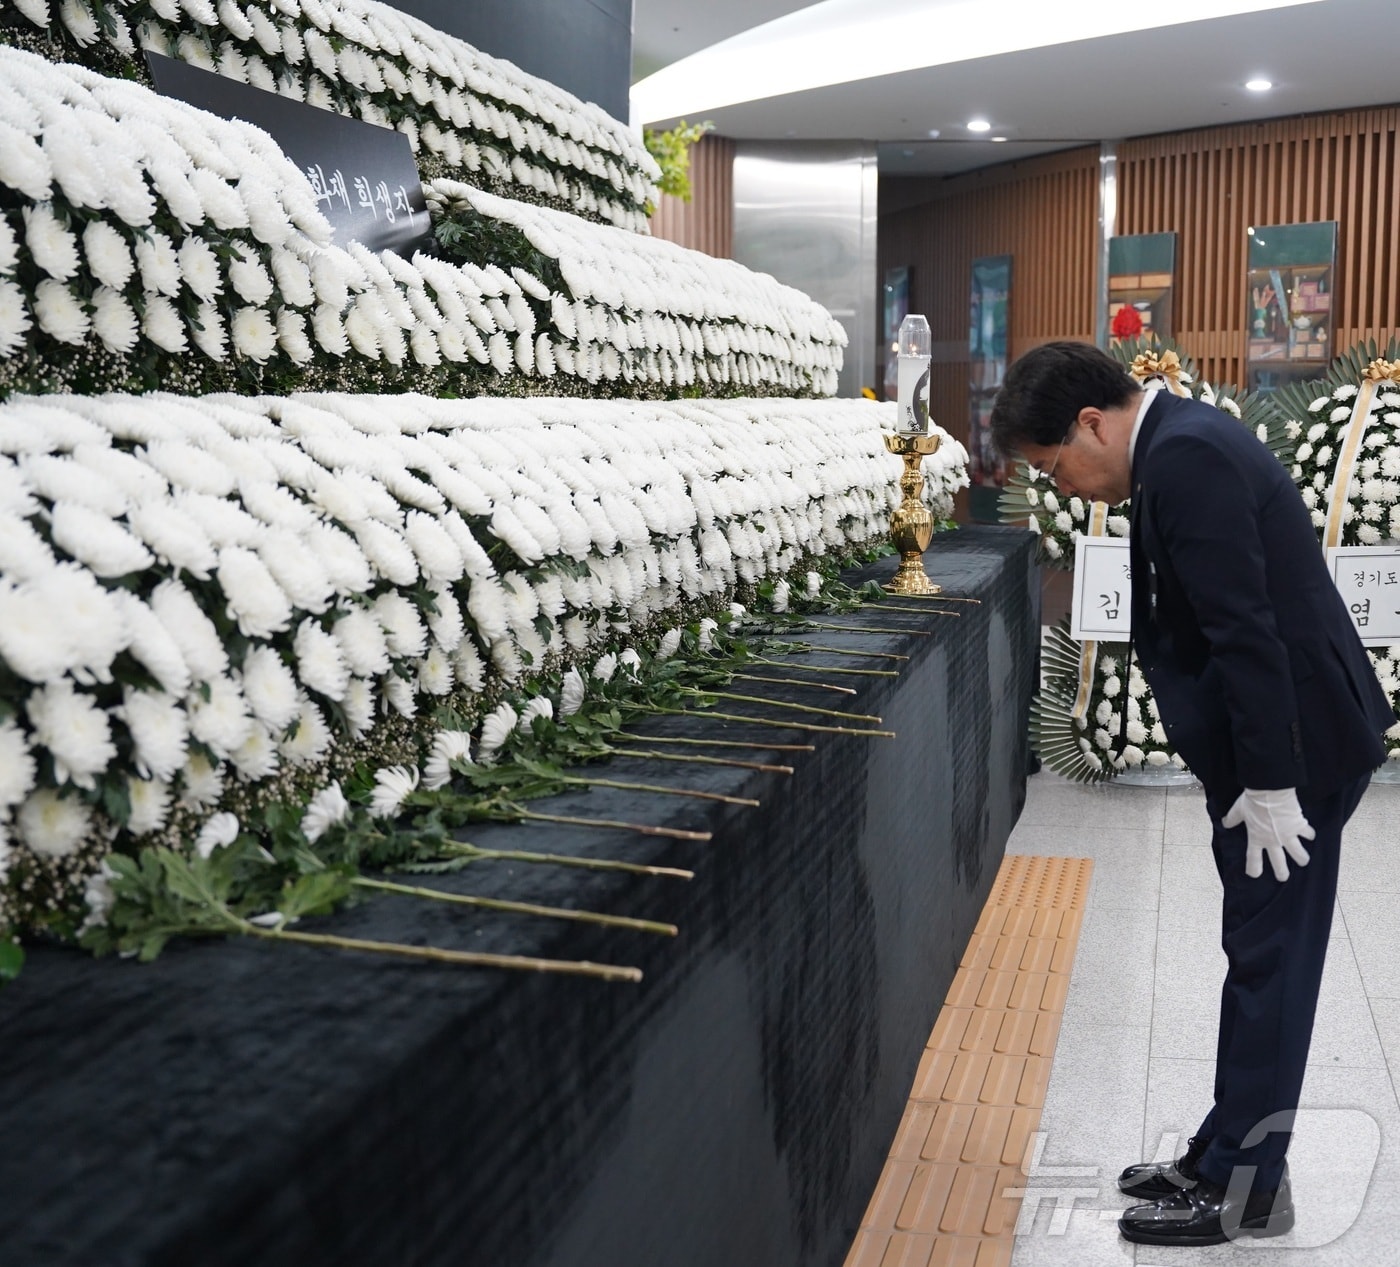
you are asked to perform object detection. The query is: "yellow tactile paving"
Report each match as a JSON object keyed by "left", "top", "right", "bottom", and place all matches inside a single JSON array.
[{"left": 844, "top": 856, "right": 1093, "bottom": 1267}]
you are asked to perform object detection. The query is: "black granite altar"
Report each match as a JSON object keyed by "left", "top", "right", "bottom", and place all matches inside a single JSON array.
[{"left": 0, "top": 526, "right": 1038, "bottom": 1267}]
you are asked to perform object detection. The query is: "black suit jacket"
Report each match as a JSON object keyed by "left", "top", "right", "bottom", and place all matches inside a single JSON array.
[{"left": 1129, "top": 390, "right": 1391, "bottom": 802}]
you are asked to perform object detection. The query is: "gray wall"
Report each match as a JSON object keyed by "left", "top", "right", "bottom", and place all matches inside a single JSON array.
[
  {"left": 732, "top": 142, "right": 878, "bottom": 399},
  {"left": 388, "top": 0, "right": 633, "bottom": 123}
]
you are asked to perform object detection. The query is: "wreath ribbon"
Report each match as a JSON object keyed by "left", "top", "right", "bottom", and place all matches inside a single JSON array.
[
  {"left": 1323, "top": 360, "right": 1400, "bottom": 549},
  {"left": 1129, "top": 350, "right": 1191, "bottom": 396}
]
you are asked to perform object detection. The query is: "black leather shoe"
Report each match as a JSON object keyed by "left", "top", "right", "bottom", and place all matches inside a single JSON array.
[
  {"left": 1119, "top": 1173, "right": 1295, "bottom": 1246},
  {"left": 1118, "top": 1134, "right": 1209, "bottom": 1200}
]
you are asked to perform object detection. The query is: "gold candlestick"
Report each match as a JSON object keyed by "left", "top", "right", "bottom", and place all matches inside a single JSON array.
[{"left": 882, "top": 432, "right": 942, "bottom": 596}]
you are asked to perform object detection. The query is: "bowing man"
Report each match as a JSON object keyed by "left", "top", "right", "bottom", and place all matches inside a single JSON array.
[{"left": 989, "top": 340, "right": 1391, "bottom": 1248}]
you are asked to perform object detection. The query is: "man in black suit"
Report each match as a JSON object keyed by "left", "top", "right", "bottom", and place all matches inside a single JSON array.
[{"left": 989, "top": 341, "right": 1392, "bottom": 1248}]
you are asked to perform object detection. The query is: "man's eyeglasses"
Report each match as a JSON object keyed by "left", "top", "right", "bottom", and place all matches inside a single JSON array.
[{"left": 1043, "top": 429, "right": 1071, "bottom": 482}]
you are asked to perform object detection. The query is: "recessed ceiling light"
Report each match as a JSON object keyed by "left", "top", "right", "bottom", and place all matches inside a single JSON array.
[
  {"left": 967, "top": 118, "right": 992, "bottom": 133},
  {"left": 1246, "top": 77, "right": 1273, "bottom": 91},
  {"left": 926, "top": 128, "right": 941, "bottom": 138},
  {"left": 991, "top": 135, "right": 1008, "bottom": 142}
]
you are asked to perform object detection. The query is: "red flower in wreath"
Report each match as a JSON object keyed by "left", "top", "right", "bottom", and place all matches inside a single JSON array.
[{"left": 1111, "top": 305, "right": 1144, "bottom": 339}]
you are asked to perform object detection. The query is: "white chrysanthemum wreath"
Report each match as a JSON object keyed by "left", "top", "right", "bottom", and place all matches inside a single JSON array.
[
  {"left": 0, "top": 389, "right": 968, "bottom": 965},
  {"left": 1272, "top": 338, "right": 1400, "bottom": 760},
  {"left": 3, "top": 0, "right": 662, "bottom": 232}
]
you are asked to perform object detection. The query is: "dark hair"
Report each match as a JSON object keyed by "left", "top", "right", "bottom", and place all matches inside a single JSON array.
[{"left": 988, "top": 341, "right": 1139, "bottom": 458}]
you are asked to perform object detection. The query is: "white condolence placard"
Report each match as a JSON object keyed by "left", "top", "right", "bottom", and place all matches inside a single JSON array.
[
  {"left": 1070, "top": 536, "right": 1132, "bottom": 640},
  {"left": 1326, "top": 546, "right": 1400, "bottom": 645}
]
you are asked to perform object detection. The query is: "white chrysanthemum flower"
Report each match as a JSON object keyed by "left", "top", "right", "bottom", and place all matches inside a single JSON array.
[
  {"left": 592, "top": 651, "right": 618, "bottom": 682},
  {"left": 276, "top": 307, "right": 314, "bottom": 363},
  {"left": 1102, "top": 674, "right": 1122, "bottom": 699},
  {"left": 50, "top": 502, "right": 151, "bottom": 577},
  {"left": 82, "top": 220, "right": 134, "bottom": 289},
  {"left": 380, "top": 671, "right": 416, "bottom": 719},
  {"left": 422, "top": 730, "right": 472, "bottom": 790},
  {"left": 301, "top": 782, "right": 349, "bottom": 842},
  {"left": 189, "top": 675, "right": 255, "bottom": 758},
  {"left": 178, "top": 238, "right": 223, "bottom": 300},
  {"left": 453, "top": 638, "right": 486, "bottom": 693},
  {"left": 0, "top": 584, "right": 75, "bottom": 685},
  {"left": 294, "top": 618, "right": 350, "bottom": 701},
  {"left": 805, "top": 571, "right": 823, "bottom": 598},
  {"left": 134, "top": 231, "right": 181, "bottom": 297},
  {"left": 280, "top": 697, "right": 331, "bottom": 765},
  {"left": 28, "top": 681, "right": 116, "bottom": 789},
  {"left": 142, "top": 293, "right": 188, "bottom": 352},
  {"left": 521, "top": 696, "right": 554, "bottom": 727},
  {"left": 1054, "top": 511, "right": 1073, "bottom": 532},
  {"left": 191, "top": 301, "right": 227, "bottom": 360},
  {"left": 477, "top": 701, "right": 519, "bottom": 757},
  {"left": 17, "top": 788, "right": 92, "bottom": 858},
  {"left": 656, "top": 628, "right": 682, "bottom": 660},
  {"left": 1334, "top": 385, "right": 1359, "bottom": 401},
  {"left": 34, "top": 278, "right": 89, "bottom": 344},
  {"left": 218, "top": 546, "right": 293, "bottom": 638},
  {"left": 232, "top": 306, "right": 278, "bottom": 362},
  {"left": 332, "top": 607, "right": 391, "bottom": 677},
  {"left": 151, "top": 582, "right": 228, "bottom": 683},
  {"left": 374, "top": 592, "right": 428, "bottom": 658},
  {"left": 127, "top": 777, "right": 172, "bottom": 836},
  {"left": 341, "top": 676, "right": 375, "bottom": 737},
  {"left": 698, "top": 617, "right": 719, "bottom": 651},
  {"left": 238, "top": 646, "right": 300, "bottom": 730},
  {"left": 1044, "top": 538, "right": 1062, "bottom": 558},
  {"left": 178, "top": 752, "right": 224, "bottom": 809},
  {"left": 0, "top": 721, "right": 37, "bottom": 809},
  {"left": 560, "top": 667, "right": 587, "bottom": 715},
  {"left": 403, "top": 511, "right": 465, "bottom": 582},
  {"left": 23, "top": 204, "right": 80, "bottom": 280},
  {"left": 417, "top": 646, "right": 454, "bottom": 695},
  {"left": 0, "top": 279, "right": 29, "bottom": 356},
  {"left": 118, "top": 688, "right": 188, "bottom": 782},
  {"left": 229, "top": 248, "right": 274, "bottom": 304},
  {"left": 1042, "top": 490, "right": 1060, "bottom": 514},
  {"left": 369, "top": 764, "right": 419, "bottom": 818},
  {"left": 195, "top": 812, "right": 240, "bottom": 859}
]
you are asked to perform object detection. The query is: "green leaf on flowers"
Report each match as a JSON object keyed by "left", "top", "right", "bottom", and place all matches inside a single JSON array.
[{"left": 278, "top": 872, "right": 354, "bottom": 922}]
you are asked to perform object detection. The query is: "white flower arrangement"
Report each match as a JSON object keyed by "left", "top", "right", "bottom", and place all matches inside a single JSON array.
[
  {"left": 0, "top": 46, "right": 841, "bottom": 401},
  {"left": 0, "top": 389, "right": 967, "bottom": 930},
  {"left": 425, "top": 181, "right": 847, "bottom": 398},
  {"left": 15, "top": 0, "right": 662, "bottom": 232},
  {"left": 1275, "top": 346, "right": 1400, "bottom": 754}
]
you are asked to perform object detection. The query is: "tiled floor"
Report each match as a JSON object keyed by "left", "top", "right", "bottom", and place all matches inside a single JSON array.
[{"left": 1005, "top": 772, "right": 1400, "bottom": 1266}]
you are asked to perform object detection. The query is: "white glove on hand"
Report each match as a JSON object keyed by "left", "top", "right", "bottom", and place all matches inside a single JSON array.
[{"left": 1221, "top": 787, "right": 1316, "bottom": 881}]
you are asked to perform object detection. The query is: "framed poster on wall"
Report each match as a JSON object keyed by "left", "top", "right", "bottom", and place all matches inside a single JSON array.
[
  {"left": 1108, "top": 232, "right": 1176, "bottom": 344},
  {"left": 969, "top": 254, "right": 1011, "bottom": 522},
  {"left": 882, "top": 266, "right": 911, "bottom": 401},
  {"left": 1245, "top": 221, "right": 1337, "bottom": 394}
]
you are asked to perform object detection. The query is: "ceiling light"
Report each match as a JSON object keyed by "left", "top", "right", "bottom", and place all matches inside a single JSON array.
[
  {"left": 630, "top": 0, "right": 1324, "bottom": 126},
  {"left": 967, "top": 118, "right": 991, "bottom": 133},
  {"left": 926, "top": 128, "right": 941, "bottom": 138},
  {"left": 991, "top": 135, "right": 1008, "bottom": 142},
  {"left": 1245, "top": 77, "right": 1273, "bottom": 91}
]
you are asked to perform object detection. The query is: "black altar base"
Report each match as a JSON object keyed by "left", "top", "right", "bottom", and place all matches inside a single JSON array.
[{"left": 0, "top": 526, "right": 1038, "bottom": 1267}]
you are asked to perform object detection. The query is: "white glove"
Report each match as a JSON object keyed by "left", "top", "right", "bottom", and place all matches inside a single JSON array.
[{"left": 1221, "top": 787, "right": 1316, "bottom": 881}]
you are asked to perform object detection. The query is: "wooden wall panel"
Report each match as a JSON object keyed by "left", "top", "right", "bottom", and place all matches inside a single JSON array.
[
  {"left": 878, "top": 147, "right": 1100, "bottom": 460},
  {"left": 1117, "top": 105, "right": 1400, "bottom": 386},
  {"left": 646, "top": 134, "right": 735, "bottom": 259}
]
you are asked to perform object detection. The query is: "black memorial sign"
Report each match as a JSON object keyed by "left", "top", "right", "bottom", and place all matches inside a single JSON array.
[{"left": 146, "top": 52, "right": 432, "bottom": 257}]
